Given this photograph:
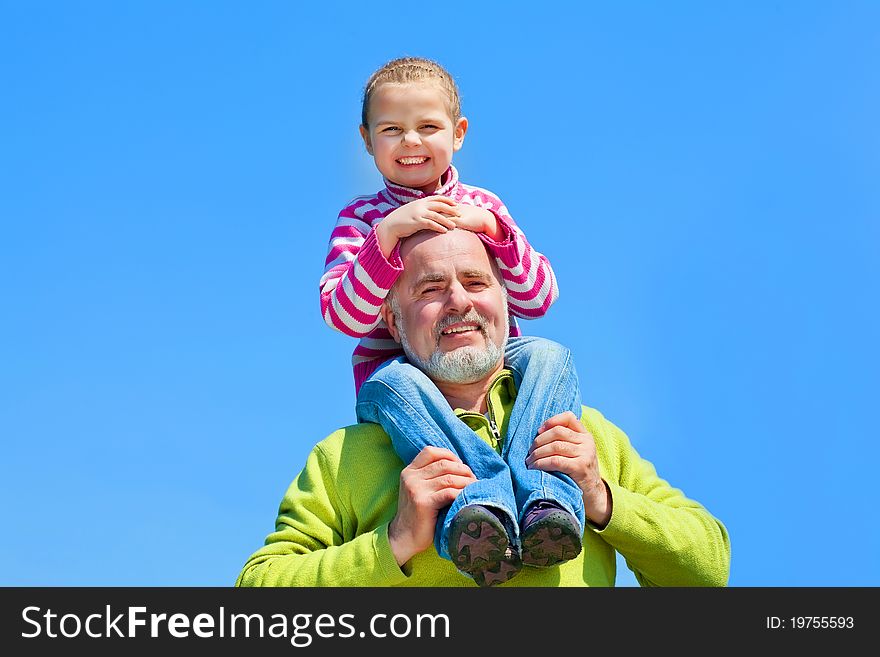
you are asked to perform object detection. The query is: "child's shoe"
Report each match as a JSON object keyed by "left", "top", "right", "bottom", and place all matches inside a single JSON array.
[
  {"left": 520, "top": 501, "right": 583, "bottom": 568},
  {"left": 447, "top": 504, "right": 521, "bottom": 587}
]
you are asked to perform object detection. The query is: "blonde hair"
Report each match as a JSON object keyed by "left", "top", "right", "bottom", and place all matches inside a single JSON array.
[{"left": 361, "top": 57, "right": 462, "bottom": 128}]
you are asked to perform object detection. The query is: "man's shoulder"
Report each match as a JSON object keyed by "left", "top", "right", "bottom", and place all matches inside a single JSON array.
[
  {"left": 578, "top": 404, "right": 648, "bottom": 480},
  {"left": 579, "top": 405, "right": 627, "bottom": 450},
  {"left": 317, "top": 419, "right": 389, "bottom": 448},
  {"left": 312, "top": 420, "right": 401, "bottom": 469},
  {"left": 579, "top": 404, "right": 607, "bottom": 426}
]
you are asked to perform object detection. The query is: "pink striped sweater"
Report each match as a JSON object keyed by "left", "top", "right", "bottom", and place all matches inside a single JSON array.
[{"left": 320, "top": 165, "right": 559, "bottom": 393}]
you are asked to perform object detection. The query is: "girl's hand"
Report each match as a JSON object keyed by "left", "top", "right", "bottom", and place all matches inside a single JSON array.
[
  {"left": 452, "top": 205, "right": 504, "bottom": 241},
  {"left": 375, "top": 196, "right": 459, "bottom": 258}
]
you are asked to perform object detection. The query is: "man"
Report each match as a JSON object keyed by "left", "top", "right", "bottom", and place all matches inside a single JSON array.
[{"left": 236, "top": 229, "right": 730, "bottom": 587}]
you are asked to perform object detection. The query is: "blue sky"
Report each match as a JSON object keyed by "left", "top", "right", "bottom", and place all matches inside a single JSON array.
[{"left": 1, "top": 1, "right": 877, "bottom": 587}]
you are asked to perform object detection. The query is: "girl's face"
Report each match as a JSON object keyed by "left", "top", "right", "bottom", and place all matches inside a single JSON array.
[{"left": 360, "top": 82, "right": 467, "bottom": 194}]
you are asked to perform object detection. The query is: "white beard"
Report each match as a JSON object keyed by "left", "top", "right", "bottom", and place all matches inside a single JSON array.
[{"left": 390, "top": 298, "right": 508, "bottom": 384}]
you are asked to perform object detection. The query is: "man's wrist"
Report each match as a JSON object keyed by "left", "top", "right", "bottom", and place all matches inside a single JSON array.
[
  {"left": 387, "top": 520, "right": 414, "bottom": 566},
  {"left": 584, "top": 479, "right": 612, "bottom": 529}
]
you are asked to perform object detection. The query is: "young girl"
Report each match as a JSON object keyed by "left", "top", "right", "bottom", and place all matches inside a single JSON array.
[{"left": 320, "top": 57, "right": 586, "bottom": 587}]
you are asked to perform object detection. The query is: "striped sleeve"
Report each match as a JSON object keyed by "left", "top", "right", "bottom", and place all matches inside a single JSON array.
[
  {"left": 459, "top": 187, "right": 559, "bottom": 319},
  {"left": 320, "top": 198, "right": 403, "bottom": 337},
  {"left": 351, "top": 327, "right": 404, "bottom": 393}
]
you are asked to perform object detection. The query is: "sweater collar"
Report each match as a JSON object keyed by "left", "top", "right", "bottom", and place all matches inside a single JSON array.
[
  {"left": 453, "top": 369, "right": 518, "bottom": 449},
  {"left": 452, "top": 368, "right": 518, "bottom": 418},
  {"left": 382, "top": 165, "right": 459, "bottom": 206}
]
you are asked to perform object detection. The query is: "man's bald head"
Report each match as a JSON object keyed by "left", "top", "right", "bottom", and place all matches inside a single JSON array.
[{"left": 391, "top": 228, "right": 504, "bottom": 298}]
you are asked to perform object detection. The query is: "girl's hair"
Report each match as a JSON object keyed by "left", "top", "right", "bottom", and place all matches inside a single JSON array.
[{"left": 361, "top": 57, "right": 461, "bottom": 128}]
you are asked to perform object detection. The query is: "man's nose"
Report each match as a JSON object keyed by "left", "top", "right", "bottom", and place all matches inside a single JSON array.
[
  {"left": 445, "top": 281, "right": 473, "bottom": 314},
  {"left": 402, "top": 129, "right": 421, "bottom": 146}
]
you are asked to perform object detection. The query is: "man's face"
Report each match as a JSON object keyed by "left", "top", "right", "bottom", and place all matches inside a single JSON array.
[{"left": 383, "top": 229, "right": 508, "bottom": 384}]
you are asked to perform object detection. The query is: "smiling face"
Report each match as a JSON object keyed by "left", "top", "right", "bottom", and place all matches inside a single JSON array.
[
  {"left": 360, "top": 82, "right": 468, "bottom": 194},
  {"left": 382, "top": 229, "right": 509, "bottom": 385}
]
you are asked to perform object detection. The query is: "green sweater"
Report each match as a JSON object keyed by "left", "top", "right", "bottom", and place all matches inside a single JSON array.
[{"left": 236, "top": 372, "right": 730, "bottom": 587}]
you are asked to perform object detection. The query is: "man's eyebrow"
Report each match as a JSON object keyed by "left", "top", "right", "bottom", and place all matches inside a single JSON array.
[
  {"left": 411, "top": 273, "right": 447, "bottom": 291},
  {"left": 459, "top": 269, "right": 493, "bottom": 281}
]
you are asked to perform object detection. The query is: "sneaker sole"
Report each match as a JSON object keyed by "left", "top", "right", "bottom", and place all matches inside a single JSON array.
[
  {"left": 521, "top": 509, "right": 583, "bottom": 568},
  {"left": 448, "top": 506, "right": 521, "bottom": 587}
]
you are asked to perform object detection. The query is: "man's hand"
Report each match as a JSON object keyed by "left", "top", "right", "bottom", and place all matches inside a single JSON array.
[
  {"left": 388, "top": 446, "right": 476, "bottom": 566},
  {"left": 525, "top": 411, "right": 612, "bottom": 528},
  {"left": 375, "top": 196, "right": 459, "bottom": 259},
  {"left": 452, "top": 205, "right": 505, "bottom": 241}
]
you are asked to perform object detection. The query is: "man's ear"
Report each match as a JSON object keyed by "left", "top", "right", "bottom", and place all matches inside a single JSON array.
[
  {"left": 380, "top": 300, "right": 401, "bottom": 344},
  {"left": 453, "top": 116, "right": 468, "bottom": 151},
  {"left": 359, "top": 124, "right": 374, "bottom": 155}
]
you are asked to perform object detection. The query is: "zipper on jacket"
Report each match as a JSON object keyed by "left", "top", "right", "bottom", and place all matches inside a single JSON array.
[
  {"left": 486, "top": 395, "right": 502, "bottom": 447},
  {"left": 456, "top": 410, "right": 500, "bottom": 450}
]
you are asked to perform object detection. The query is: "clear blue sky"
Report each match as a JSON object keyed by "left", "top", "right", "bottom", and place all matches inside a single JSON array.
[{"left": 2, "top": 1, "right": 877, "bottom": 586}]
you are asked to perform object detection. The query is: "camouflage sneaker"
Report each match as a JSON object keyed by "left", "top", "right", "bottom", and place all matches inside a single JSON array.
[
  {"left": 520, "top": 501, "right": 583, "bottom": 568},
  {"left": 447, "top": 505, "right": 522, "bottom": 587}
]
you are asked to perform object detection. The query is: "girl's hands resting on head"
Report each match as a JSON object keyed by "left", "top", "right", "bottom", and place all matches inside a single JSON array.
[
  {"left": 375, "top": 196, "right": 459, "bottom": 258},
  {"left": 375, "top": 198, "right": 506, "bottom": 259},
  {"left": 452, "top": 204, "right": 505, "bottom": 242}
]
